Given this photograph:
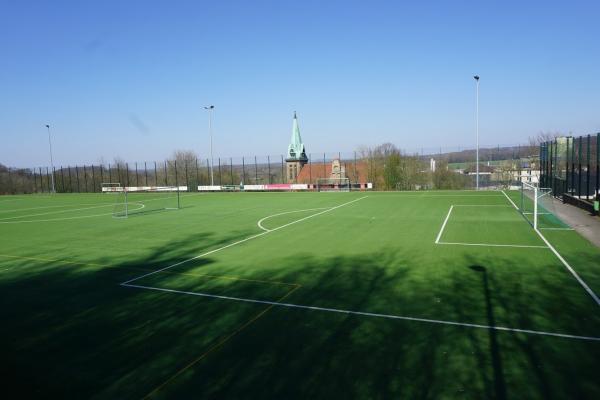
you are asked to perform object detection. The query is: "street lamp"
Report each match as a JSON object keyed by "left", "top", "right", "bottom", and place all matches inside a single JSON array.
[
  {"left": 46, "top": 124, "right": 56, "bottom": 193},
  {"left": 473, "top": 75, "right": 480, "bottom": 190},
  {"left": 204, "top": 105, "right": 215, "bottom": 186}
]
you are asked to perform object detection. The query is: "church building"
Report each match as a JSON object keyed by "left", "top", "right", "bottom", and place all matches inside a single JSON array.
[
  {"left": 284, "top": 112, "right": 370, "bottom": 189},
  {"left": 285, "top": 112, "right": 308, "bottom": 183}
]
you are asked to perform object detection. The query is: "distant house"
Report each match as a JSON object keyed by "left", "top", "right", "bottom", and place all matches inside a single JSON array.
[
  {"left": 295, "top": 159, "right": 370, "bottom": 185},
  {"left": 462, "top": 164, "right": 494, "bottom": 175}
]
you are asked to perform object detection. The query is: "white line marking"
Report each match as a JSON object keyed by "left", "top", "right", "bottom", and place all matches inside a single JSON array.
[
  {"left": 0, "top": 203, "right": 107, "bottom": 214},
  {"left": 0, "top": 203, "right": 115, "bottom": 221},
  {"left": 501, "top": 190, "right": 519, "bottom": 210},
  {"left": 378, "top": 194, "right": 506, "bottom": 197},
  {"left": 0, "top": 203, "right": 146, "bottom": 224},
  {"left": 540, "top": 227, "right": 574, "bottom": 231},
  {"left": 121, "top": 196, "right": 369, "bottom": 285},
  {"left": 435, "top": 205, "right": 453, "bottom": 244},
  {"left": 436, "top": 241, "right": 548, "bottom": 249},
  {"left": 257, "top": 208, "right": 330, "bottom": 232},
  {"left": 534, "top": 228, "right": 600, "bottom": 307},
  {"left": 452, "top": 204, "right": 512, "bottom": 207},
  {"left": 502, "top": 190, "right": 600, "bottom": 306},
  {"left": 121, "top": 283, "right": 600, "bottom": 342},
  {"left": 0, "top": 194, "right": 178, "bottom": 221}
]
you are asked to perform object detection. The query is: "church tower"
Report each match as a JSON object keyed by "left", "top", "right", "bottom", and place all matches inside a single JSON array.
[{"left": 285, "top": 112, "right": 308, "bottom": 183}]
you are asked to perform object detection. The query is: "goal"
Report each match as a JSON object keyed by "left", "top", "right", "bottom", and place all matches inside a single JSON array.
[
  {"left": 518, "top": 182, "right": 568, "bottom": 230},
  {"left": 316, "top": 178, "right": 350, "bottom": 192},
  {"left": 101, "top": 182, "right": 122, "bottom": 192},
  {"left": 112, "top": 187, "right": 181, "bottom": 218}
]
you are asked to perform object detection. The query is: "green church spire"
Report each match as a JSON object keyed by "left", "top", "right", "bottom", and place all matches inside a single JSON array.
[{"left": 287, "top": 111, "right": 307, "bottom": 161}]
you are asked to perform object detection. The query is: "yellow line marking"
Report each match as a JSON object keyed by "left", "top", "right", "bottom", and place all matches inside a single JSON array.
[
  {"left": 0, "top": 254, "right": 300, "bottom": 287},
  {"left": 143, "top": 285, "right": 301, "bottom": 399}
]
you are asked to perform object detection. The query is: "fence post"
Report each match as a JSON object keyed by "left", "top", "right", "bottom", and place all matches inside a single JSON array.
[
  {"left": 566, "top": 137, "right": 570, "bottom": 195},
  {"left": 7, "top": 168, "right": 12, "bottom": 194},
  {"left": 124, "top": 163, "right": 129, "bottom": 188},
  {"left": 242, "top": 157, "right": 246, "bottom": 184},
  {"left": 32, "top": 168, "right": 37, "bottom": 193},
  {"left": 185, "top": 159, "right": 189, "bottom": 189},
  {"left": 60, "top": 167, "right": 65, "bottom": 192},
  {"left": 195, "top": 158, "right": 200, "bottom": 189},
  {"left": 280, "top": 155, "right": 284, "bottom": 184},
  {"left": 206, "top": 159, "right": 210, "bottom": 186},
  {"left": 267, "top": 156, "right": 271, "bottom": 184},
  {"left": 354, "top": 151, "right": 357, "bottom": 183},
  {"left": 174, "top": 160, "right": 178, "bottom": 189},
  {"left": 218, "top": 158, "right": 222, "bottom": 185},
  {"left": 135, "top": 162, "right": 139, "bottom": 187},
  {"left": 586, "top": 134, "right": 591, "bottom": 200},
  {"left": 309, "top": 153, "right": 312, "bottom": 184},
  {"left": 164, "top": 161, "right": 168, "bottom": 186},
  {"left": 144, "top": 162, "right": 148, "bottom": 186},
  {"left": 230, "top": 157, "right": 233, "bottom": 185},
  {"left": 154, "top": 162, "right": 158, "bottom": 186},
  {"left": 578, "top": 137, "right": 582, "bottom": 197},
  {"left": 596, "top": 132, "right": 600, "bottom": 199},
  {"left": 254, "top": 156, "right": 258, "bottom": 184},
  {"left": 83, "top": 166, "right": 88, "bottom": 192},
  {"left": 68, "top": 166, "right": 73, "bottom": 192},
  {"left": 91, "top": 165, "right": 96, "bottom": 192},
  {"left": 571, "top": 139, "right": 575, "bottom": 195},
  {"left": 75, "top": 166, "right": 80, "bottom": 192}
]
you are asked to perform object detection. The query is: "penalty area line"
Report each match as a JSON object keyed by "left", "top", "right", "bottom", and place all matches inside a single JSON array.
[
  {"left": 121, "top": 283, "right": 600, "bottom": 342},
  {"left": 436, "top": 241, "right": 548, "bottom": 249},
  {"left": 435, "top": 205, "right": 453, "bottom": 244}
]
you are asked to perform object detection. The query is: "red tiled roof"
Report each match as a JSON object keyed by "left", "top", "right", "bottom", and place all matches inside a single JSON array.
[{"left": 295, "top": 161, "right": 370, "bottom": 184}]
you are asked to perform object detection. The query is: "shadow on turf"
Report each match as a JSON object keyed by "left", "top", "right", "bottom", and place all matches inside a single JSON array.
[{"left": 1, "top": 237, "right": 599, "bottom": 399}]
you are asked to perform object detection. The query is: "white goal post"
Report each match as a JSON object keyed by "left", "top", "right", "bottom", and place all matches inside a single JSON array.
[
  {"left": 112, "top": 186, "right": 181, "bottom": 218},
  {"left": 316, "top": 178, "right": 350, "bottom": 192},
  {"left": 520, "top": 181, "right": 556, "bottom": 230},
  {"left": 520, "top": 182, "right": 539, "bottom": 229}
]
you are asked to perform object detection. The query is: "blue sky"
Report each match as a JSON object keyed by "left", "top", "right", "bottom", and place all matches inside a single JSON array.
[{"left": 1, "top": 0, "right": 599, "bottom": 167}]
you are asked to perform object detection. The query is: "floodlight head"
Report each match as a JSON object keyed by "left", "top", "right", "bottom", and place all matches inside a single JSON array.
[
  {"left": 474, "top": 75, "right": 480, "bottom": 81},
  {"left": 45, "top": 124, "right": 50, "bottom": 128},
  {"left": 204, "top": 105, "right": 214, "bottom": 110}
]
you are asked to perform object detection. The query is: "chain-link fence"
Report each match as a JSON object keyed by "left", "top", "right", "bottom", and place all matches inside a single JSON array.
[{"left": 1, "top": 143, "right": 537, "bottom": 194}]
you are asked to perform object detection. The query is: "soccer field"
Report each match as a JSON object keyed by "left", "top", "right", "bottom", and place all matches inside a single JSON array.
[{"left": 1, "top": 191, "right": 599, "bottom": 399}]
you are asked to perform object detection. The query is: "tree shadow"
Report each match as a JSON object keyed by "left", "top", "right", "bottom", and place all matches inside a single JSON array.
[
  {"left": 469, "top": 264, "right": 506, "bottom": 400},
  {"left": 0, "top": 235, "right": 599, "bottom": 399}
]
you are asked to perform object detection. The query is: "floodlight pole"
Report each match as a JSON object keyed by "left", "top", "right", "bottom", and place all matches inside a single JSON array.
[
  {"left": 474, "top": 75, "right": 480, "bottom": 190},
  {"left": 46, "top": 124, "right": 56, "bottom": 193},
  {"left": 204, "top": 105, "right": 215, "bottom": 186}
]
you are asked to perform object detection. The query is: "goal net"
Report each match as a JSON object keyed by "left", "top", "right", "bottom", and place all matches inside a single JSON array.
[
  {"left": 316, "top": 178, "right": 350, "bottom": 192},
  {"left": 519, "top": 182, "right": 569, "bottom": 230},
  {"left": 112, "top": 187, "right": 181, "bottom": 218}
]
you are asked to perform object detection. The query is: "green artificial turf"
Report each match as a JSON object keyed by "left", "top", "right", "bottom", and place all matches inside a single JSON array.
[{"left": 1, "top": 191, "right": 599, "bottom": 399}]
